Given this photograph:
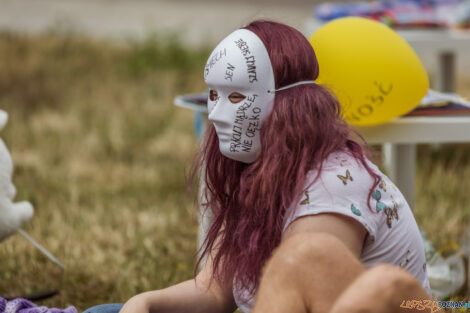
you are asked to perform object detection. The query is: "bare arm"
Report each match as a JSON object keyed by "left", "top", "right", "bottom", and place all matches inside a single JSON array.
[
  {"left": 120, "top": 242, "right": 236, "bottom": 313},
  {"left": 149, "top": 256, "right": 235, "bottom": 313},
  {"left": 250, "top": 213, "right": 367, "bottom": 313},
  {"left": 282, "top": 212, "right": 366, "bottom": 257}
]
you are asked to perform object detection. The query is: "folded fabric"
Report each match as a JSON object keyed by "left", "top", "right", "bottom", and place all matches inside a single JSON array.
[
  {"left": 313, "top": 0, "right": 470, "bottom": 29},
  {"left": 0, "top": 297, "right": 77, "bottom": 313}
]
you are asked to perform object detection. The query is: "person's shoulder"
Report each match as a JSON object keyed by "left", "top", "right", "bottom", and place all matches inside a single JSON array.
[
  {"left": 308, "top": 151, "right": 378, "bottom": 191},
  {"left": 295, "top": 151, "right": 378, "bottom": 210},
  {"left": 283, "top": 150, "right": 379, "bottom": 237}
]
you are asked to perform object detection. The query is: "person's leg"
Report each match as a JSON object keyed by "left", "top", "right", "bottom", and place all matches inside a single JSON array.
[
  {"left": 251, "top": 232, "right": 365, "bottom": 313},
  {"left": 83, "top": 303, "right": 124, "bottom": 313},
  {"left": 330, "top": 264, "right": 431, "bottom": 313},
  {"left": 251, "top": 233, "right": 431, "bottom": 313}
]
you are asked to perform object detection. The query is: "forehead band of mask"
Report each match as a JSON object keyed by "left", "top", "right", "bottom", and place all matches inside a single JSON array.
[{"left": 267, "top": 80, "right": 316, "bottom": 94}]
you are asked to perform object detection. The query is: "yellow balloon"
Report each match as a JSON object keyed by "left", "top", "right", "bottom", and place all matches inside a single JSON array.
[{"left": 309, "top": 17, "right": 428, "bottom": 126}]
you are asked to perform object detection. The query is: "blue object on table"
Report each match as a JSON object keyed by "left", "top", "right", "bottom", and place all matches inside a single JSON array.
[{"left": 194, "top": 111, "right": 204, "bottom": 140}]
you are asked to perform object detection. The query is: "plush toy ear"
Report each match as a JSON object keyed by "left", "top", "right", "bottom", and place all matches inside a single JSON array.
[{"left": 0, "top": 110, "right": 7, "bottom": 131}]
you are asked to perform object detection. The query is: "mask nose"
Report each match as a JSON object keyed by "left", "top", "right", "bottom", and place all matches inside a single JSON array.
[{"left": 208, "top": 97, "right": 232, "bottom": 128}]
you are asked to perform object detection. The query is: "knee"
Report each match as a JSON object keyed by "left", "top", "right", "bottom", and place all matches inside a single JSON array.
[
  {"left": 83, "top": 303, "right": 124, "bottom": 313},
  {"left": 364, "top": 264, "right": 423, "bottom": 297},
  {"left": 330, "top": 265, "right": 428, "bottom": 313},
  {"left": 332, "top": 264, "right": 428, "bottom": 312}
]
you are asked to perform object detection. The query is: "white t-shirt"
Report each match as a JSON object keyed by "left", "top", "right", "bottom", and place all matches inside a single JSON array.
[{"left": 233, "top": 151, "right": 431, "bottom": 313}]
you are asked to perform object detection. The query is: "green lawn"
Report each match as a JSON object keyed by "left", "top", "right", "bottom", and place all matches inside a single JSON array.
[{"left": 0, "top": 32, "right": 468, "bottom": 312}]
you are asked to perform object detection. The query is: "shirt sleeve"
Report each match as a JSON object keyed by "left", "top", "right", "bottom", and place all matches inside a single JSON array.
[{"left": 282, "top": 155, "right": 378, "bottom": 242}]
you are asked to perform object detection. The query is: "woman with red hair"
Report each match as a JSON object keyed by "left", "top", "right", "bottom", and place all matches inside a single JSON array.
[{"left": 85, "top": 20, "right": 432, "bottom": 313}]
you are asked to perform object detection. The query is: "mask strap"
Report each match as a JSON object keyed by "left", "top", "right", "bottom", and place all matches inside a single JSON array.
[{"left": 267, "top": 80, "right": 316, "bottom": 94}]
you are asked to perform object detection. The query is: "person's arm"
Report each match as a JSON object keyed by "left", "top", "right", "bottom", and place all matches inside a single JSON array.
[
  {"left": 282, "top": 212, "right": 366, "bottom": 257},
  {"left": 119, "top": 239, "right": 236, "bottom": 313},
  {"left": 249, "top": 213, "right": 367, "bottom": 313}
]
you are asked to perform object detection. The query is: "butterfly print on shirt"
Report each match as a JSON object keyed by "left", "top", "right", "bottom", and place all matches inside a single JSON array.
[{"left": 337, "top": 169, "right": 353, "bottom": 185}]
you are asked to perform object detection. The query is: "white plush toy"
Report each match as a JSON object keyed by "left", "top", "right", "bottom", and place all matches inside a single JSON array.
[{"left": 0, "top": 109, "right": 34, "bottom": 242}]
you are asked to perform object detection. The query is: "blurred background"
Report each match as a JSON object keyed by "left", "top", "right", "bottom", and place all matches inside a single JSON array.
[{"left": 0, "top": 0, "right": 469, "bottom": 312}]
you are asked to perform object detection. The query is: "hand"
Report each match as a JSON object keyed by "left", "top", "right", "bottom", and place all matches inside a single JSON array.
[{"left": 119, "top": 294, "right": 150, "bottom": 313}]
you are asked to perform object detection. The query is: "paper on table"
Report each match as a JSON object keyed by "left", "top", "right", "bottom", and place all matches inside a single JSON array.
[{"left": 174, "top": 89, "right": 470, "bottom": 117}]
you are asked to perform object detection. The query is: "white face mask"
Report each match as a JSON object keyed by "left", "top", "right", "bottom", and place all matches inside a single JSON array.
[
  {"left": 204, "top": 29, "right": 275, "bottom": 163},
  {"left": 204, "top": 29, "right": 316, "bottom": 163}
]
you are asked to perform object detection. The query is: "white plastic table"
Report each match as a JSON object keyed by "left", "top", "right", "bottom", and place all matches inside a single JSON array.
[{"left": 355, "top": 116, "right": 470, "bottom": 209}]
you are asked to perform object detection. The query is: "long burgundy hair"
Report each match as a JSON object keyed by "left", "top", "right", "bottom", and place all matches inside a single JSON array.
[{"left": 192, "top": 20, "right": 380, "bottom": 293}]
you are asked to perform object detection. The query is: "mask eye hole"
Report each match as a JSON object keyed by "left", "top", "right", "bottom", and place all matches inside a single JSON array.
[
  {"left": 228, "top": 92, "right": 246, "bottom": 104},
  {"left": 209, "top": 90, "right": 218, "bottom": 101}
]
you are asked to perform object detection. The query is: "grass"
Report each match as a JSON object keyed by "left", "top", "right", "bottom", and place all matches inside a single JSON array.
[
  {"left": 0, "top": 32, "right": 207, "bottom": 310},
  {"left": 0, "top": 31, "right": 469, "bottom": 312}
]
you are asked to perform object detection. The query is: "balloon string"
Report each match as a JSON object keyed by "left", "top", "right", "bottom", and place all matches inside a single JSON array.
[{"left": 18, "top": 228, "right": 65, "bottom": 270}]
